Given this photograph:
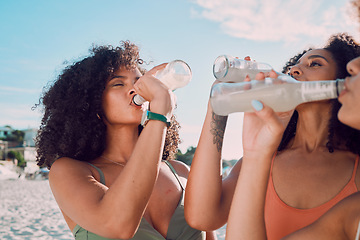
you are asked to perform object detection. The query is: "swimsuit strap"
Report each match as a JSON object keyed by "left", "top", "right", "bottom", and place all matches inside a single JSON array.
[
  {"left": 86, "top": 162, "right": 106, "bottom": 185},
  {"left": 270, "top": 151, "right": 277, "bottom": 172},
  {"left": 356, "top": 220, "right": 360, "bottom": 240},
  {"left": 351, "top": 155, "right": 359, "bottom": 183},
  {"left": 163, "top": 160, "right": 185, "bottom": 191}
]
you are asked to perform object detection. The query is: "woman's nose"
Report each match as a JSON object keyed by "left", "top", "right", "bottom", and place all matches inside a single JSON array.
[
  {"left": 347, "top": 57, "right": 360, "bottom": 76},
  {"left": 129, "top": 89, "right": 136, "bottom": 96},
  {"left": 128, "top": 82, "right": 136, "bottom": 96},
  {"left": 289, "top": 65, "right": 302, "bottom": 78}
]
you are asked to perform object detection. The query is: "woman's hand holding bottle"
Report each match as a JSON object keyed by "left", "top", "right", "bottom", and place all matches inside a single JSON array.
[
  {"left": 134, "top": 64, "right": 176, "bottom": 118},
  {"left": 133, "top": 60, "right": 192, "bottom": 108},
  {"left": 242, "top": 70, "right": 293, "bottom": 158}
]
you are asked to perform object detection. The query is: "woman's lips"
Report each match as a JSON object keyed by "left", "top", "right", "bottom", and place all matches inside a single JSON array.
[{"left": 338, "top": 89, "right": 348, "bottom": 99}]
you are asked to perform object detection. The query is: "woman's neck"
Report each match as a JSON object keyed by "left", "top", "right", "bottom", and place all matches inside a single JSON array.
[
  {"left": 102, "top": 125, "right": 139, "bottom": 162},
  {"left": 289, "top": 103, "right": 332, "bottom": 152}
]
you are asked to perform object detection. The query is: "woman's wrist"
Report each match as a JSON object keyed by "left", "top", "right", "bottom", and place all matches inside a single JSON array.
[
  {"left": 141, "top": 110, "right": 171, "bottom": 127},
  {"left": 148, "top": 93, "right": 173, "bottom": 118},
  {"left": 242, "top": 149, "right": 276, "bottom": 164}
]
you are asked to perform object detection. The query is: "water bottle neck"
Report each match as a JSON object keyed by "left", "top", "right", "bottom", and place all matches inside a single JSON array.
[
  {"left": 300, "top": 79, "right": 344, "bottom": 102},
  {"left": 336, "top": 79, "right": 345, "bottom": 96}
]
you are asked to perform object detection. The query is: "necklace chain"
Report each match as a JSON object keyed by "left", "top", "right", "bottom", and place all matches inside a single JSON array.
[{"left": 100, "top": 156, "right": 126, "bottom": 167}]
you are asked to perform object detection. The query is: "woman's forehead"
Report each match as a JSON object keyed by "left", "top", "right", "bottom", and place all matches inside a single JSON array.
[
  {"left": 300, "top": 49, "right": 333, "bottom": 61},
  {"left": 114, "top": 66, "right": 142, "bottom": 76}
]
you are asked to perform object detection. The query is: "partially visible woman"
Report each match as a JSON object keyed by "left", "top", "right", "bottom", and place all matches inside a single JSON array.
[
  {"left": 338, "top": 56, "right": 360, "bottom": 129},
  {"left": 282, "top": 52, "right": 360, "bottom": 240},
  {"left": 226, "top": 48, "right": 360, "bottom": 239},
  {"left": 35, "top": 41, "right": 215, "bottom": 240}
]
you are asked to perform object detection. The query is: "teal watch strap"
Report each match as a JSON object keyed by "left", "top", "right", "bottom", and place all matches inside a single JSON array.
[{"left": 143, "top": 111, "right": 171, "bottom": 127}]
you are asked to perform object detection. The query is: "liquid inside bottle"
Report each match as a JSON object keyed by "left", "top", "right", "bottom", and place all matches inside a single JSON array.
[{"left": 210, "top": 77, "right": 344, "bottom": 116}]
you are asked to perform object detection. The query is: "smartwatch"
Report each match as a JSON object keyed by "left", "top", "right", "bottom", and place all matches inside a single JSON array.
[{"left": 141, "top": 110, "right": 171, "bottom": 127}]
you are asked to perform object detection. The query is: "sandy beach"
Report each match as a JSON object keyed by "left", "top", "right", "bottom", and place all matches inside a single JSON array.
[
  {"left": 0, "top": 179, "right": 226, "bottom": 239},
  {"left": 0, "top": 179, "right": 73, "bottom": 239}
]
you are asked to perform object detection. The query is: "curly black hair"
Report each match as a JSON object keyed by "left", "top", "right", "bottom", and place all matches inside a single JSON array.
[
  {"left": 278, "top": 33, "right": 360, "bottom": 154},
  {"left": 35, "top": 41, "right": 181, "bottom": 168}
]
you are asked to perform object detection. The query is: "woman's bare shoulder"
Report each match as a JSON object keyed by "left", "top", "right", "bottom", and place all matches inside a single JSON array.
[
  {"left": 50, "top": 157, "right": 91, "bottom": 174},
  {"left": 167, "top": 160, "right": 190, "bottom": 178},
  {"left": 49, "top": 157, "right": 96, "bottom": 186}
]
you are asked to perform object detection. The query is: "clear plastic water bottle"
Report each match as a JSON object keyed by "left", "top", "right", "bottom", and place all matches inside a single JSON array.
[
  {"left": 210, "top": 75, "right": 345, "bottom": 115},
  {"left": 213, "top": 55, "right": 273, "bottom": 82},
  {"left": 133, "top": 60, "right": 192, "bottom": 106}
]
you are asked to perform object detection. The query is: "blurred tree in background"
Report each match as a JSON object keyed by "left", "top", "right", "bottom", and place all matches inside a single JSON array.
[
  {"left": 7, "top": 130, "right": 24, "bottom": 143},
  {"left": 7, "top": 150, "right": 27, "bottom": 168},
  {"left": 176, "top": 146, "right": 239, "bottom": 177},
  {"left": 7, "top": 151, "right": 16, "bottom": 161},
  {"left": 176, "top": 146, "right": 196, "bottom": 166},
  {"left": 0, "top": 128, "right": 25, "bottom": 144}
]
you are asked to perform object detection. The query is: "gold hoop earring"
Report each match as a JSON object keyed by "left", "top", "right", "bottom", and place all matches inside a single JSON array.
[{"left": 96, "top": 114, "right": 101, "bottom": 120}]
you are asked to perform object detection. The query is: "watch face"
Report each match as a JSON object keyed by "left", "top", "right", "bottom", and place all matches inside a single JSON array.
[{"left": 141, "top": 110, "right": 148, "bottom": 126}]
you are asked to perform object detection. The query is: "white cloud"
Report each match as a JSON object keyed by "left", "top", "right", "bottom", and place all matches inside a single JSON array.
[
  {"left": 0, "top": 85, "right": 40, "bottom": 94},
  {"left": 190, "top": 0, "right": 358, "bottom": 45},
  {"left": 322, "top": 6, "right": 338, "bottom": 27}
]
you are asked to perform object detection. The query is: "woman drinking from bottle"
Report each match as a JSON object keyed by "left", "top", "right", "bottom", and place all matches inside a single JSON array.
[
  {"left": 35, "top": 41, "right": 216, "bottom": 240},
  {"left": 226, "top": 49, "right": 360, "bottom": 240},
  {"left": 185, "top": 33, "right": 360, "bottom": 239},
  {"left": 338, "top": 59, "right": 360, "bottom": 129}
]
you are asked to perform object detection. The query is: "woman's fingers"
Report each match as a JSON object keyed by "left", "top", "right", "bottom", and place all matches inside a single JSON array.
[
  {"left": 269, "top": 70, "right": 278, "bottom": 78},
  {"left": 251, "top": 100, "right": 285, "bottom": 134},
  {"left": 146, "top": 63, "right": 168, "bottom": 76},
  {"left": 255, "top": 72, "right": 266, "bottom": 80}
]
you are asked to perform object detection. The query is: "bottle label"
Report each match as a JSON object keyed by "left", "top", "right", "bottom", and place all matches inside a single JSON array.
[{"left": 301, "top": 81, "right": 337, "bottom": 102}]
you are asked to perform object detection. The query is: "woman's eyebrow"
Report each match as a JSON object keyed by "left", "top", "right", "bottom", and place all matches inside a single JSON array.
[
  {"left": 111, "top": 75, "right": 126, "bottom": 80},
  {"left": 296, "top": 55, "right": 329, "bottom": 65},
  {"left": 307, "top": 55, "right": 329, "bottom": 62}
]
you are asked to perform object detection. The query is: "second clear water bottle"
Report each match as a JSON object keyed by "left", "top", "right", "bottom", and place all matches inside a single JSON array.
[
  {"left": 213, "top": 55, "right": 273, "bottom": 82},
  {"left": 210, "top": 75, "right": 345, "bottom": 116}
]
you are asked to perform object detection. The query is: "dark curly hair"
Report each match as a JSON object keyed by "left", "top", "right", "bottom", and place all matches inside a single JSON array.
[
  {"left": 35, "top": 41, "right": 181, "bottom": 168},
  {"left": 278, "top": 33, "right": 360, "bottom": 154}
]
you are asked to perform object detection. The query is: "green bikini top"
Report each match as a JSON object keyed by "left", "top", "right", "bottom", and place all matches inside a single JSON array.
[{"left": 72, "top": 161, "right": 205, "bottom": 240}]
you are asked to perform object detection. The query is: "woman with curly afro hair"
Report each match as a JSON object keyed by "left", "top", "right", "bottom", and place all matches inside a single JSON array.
[
  {"left": 186, "top": 33, "right": 360, "bottom": 239},
  {"left": 36, "top": 41, "right": 216, "bottom": 240},
  {"left": 224, "top": 34, "right": 360, "bottom": 239}
]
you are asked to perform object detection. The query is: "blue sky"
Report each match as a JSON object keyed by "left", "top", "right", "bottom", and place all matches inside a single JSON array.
[{"left": 0, "top": 0, "right": 358, "bottom": 160}]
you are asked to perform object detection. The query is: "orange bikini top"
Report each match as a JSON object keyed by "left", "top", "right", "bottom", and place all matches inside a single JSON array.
[{"left": 264, "top": 154, "right": 359, "bottom": 240}]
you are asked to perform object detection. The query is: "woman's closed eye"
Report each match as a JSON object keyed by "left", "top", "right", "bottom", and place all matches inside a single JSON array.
[{"left": 113, "top": 83, "right": 124, "bottom": 87}]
